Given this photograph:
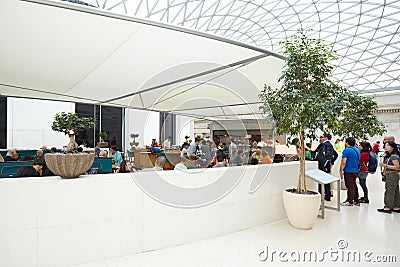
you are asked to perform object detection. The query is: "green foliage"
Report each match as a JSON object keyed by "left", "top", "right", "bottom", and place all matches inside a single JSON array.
[
  {"left": 260, "top": 29, "right": 385, "bottom": 142},
  {"left": 335, "top": 91, "right": 386, "bottom": 139},
  {"left": 259, "top": 29, "right": 386, "bottom": 192},
  {"left": 51, "top": 112, "right": 96, "bottom": 135},
  {"left": 130, "top": 133, "right": 139, "bottom": 139},
  {"left": 98, "top": 131, "right": 107, "bottom": 139}
]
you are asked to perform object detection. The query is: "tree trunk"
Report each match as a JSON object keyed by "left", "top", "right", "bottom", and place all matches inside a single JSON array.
[
  {"left": 66, "top": 134, "right": 78, "bottom": 153},
  {"left": 297, "top": 128, "right": 307, "bottom": 193}
]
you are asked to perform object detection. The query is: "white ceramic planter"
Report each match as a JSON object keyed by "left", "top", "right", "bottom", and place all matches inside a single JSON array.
[{"left": 283, "top": 189, "right": 321, "bottom": 230}]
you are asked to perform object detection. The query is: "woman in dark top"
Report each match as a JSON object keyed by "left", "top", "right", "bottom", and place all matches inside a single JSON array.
[
  {"left": 117, "top": 160, "right": 130, "bottom": 173},
  {"left": 378, "top": 141, "right": 400, "bottom": 213}
]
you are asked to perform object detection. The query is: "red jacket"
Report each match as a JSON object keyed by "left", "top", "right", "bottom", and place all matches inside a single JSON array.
[
  {"left": 372, "top": 143, "right": 379, "bottom": 153},
  {"left": 359, "top": 152, "right": 370, "bottom": 172}
]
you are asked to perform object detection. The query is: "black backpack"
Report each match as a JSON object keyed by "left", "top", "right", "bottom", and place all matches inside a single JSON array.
[
  {"left": 316, "top": 143, "right": 333, "bottom": 171},
  {"left": 367, "top": 152, "right": 378, "bottom": 173}
]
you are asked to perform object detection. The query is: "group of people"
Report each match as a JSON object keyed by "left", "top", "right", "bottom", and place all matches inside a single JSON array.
[
  {"left": 307, "top": 133, "right": 400, "bottom": 214},
  {"left": 177, "top": 138, "right": 273, "bottom": 169},
  {"left": 0, "top": 148, "right": 58, "bottom": 177}
]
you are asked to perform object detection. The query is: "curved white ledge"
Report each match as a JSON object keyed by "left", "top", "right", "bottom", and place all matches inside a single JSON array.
[{"left": 0, "top": 161, "right": 317, "bottom": 266}]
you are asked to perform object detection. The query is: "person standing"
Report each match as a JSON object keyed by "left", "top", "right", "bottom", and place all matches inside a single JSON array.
[
  {"left": 315, "top": 133, "right": 338, "bottom": 201},
  {"left": 358, "top": 141, "right": 371, "bottom": 203},
  {"left": 340, "top": 137, "right": 360, "bottom": 206},
  {"left": 377, "top": 141, "right": 400, "bottom": 213},
  {"left": 334, "top": 138, "right": 345, "bottom": 153},
  {"left": 372, "top": 141, "right": 380, "bottom": 156}
]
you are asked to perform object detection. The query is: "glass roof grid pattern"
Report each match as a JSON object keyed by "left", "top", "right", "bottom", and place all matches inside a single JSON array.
[{"left": 60, "top": 0, "right": 400, "bottom": 92}]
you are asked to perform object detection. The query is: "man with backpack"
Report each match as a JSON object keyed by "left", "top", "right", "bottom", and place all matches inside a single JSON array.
[{"left": 315, "top": 133, "right": 338, "bottom": 201}]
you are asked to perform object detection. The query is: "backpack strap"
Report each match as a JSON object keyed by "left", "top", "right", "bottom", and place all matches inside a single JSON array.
[{"left": 350, "top": 147, "right": 360, "bottom": 162}]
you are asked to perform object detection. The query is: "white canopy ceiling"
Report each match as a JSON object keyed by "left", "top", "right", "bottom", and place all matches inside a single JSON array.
[{"left": 0, "top": 0, "right": 285, "bottom": 120}]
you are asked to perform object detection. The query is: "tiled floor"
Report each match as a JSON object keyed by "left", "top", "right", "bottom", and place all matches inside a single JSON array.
[{"left": 73, "top": 172, "right": 399, "bottom": 267}]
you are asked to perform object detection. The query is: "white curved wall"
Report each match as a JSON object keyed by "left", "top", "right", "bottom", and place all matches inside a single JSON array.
[{"left": 0, "top": 161, "right": 317, "bottom": 267}]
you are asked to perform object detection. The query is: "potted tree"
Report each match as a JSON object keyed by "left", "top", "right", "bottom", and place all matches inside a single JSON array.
[
  {"left": 259, "top": 29, "right": 385, "bottom": 229},
  {"left": 130, "top": 133, "right": 139, "bottom": 148},
  {"left": 97, "top": 131, "right": 108, "bottom": 148},
  {"left": 47, "top": 112, "right": 97, "bottom": 178},
  {"left": 184, "top": 135, "right": 190, "bottom": 142}
]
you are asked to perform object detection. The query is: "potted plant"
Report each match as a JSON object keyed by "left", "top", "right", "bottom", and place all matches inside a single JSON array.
[
  {"left": 48, "top": 112, "right": 97, "bottom": 178},
  {"left": 97, "top": 131, "right": 108, "bottom": 148},
  {"left": 184, "top": 135, "right": 190, "bottom": 142},
  {"left": 259, "top": 29, "right": 385, "bottom": 229}
]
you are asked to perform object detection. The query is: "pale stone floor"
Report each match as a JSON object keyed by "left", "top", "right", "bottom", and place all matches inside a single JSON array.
[{"left": 73, "top": 172, "right": 399, "bottom": 267}]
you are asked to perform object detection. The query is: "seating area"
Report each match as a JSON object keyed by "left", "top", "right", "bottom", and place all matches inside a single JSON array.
[{"left": 0, "top": 155, "right": 113, "bottom": 178}]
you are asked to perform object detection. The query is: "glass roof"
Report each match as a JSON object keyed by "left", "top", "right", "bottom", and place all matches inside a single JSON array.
[{"left": 63, "top": 0, "right": 400, "bottom": 93}]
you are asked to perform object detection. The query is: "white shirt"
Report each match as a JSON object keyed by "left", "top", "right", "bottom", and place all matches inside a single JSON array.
[{"left": 163, "top": 139, "right": 171, "bottom": 149}]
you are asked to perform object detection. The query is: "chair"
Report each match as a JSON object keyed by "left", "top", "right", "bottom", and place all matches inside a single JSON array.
[{"left": 126, "top": 151, "right": 134, "bottom": 163}]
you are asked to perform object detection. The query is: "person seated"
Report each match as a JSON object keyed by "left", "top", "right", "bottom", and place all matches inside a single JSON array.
[
  {"left": 261, "top": 151, "right": 272, "bottom": 164},
  {"left": 99, "top": 150, "right": 108, "bottom": 158},
  {"left": 213, "top": 153, "right": 227, "bottom": 168},
  {"left": 110, "top": 145, "right": 123, "bottom": 165},
  {"left": 34, "top": 149, "right": 44, "bottom": 160},
  {"left": 94, "top": 146, "right": 101, "bottom": 157},
  {"left": 0, "top": 154, "right": 4, "bottom": 162},
  {"left": 4, "top": 149, "right": 18, "bottom": 161},
  {"left": 180, "top": 142, "right": 189, "bottom": 159},
  {"left": 17, "top": 158, "right": 45, "bottom": 177},
  {"left": 50, "top": 147, "right": 57, "bottom": 154},
  {"left": 41, "top": 145, "right": 48, "bottom": 150},
  {"left": 229, "top": 149, "right": 243, "bottom": 166},
  {"left": 250, "top": 157, "right": 259, "bottom": 165},
  {"left": 117, "top": 160, "right": 136, "bottom": 173},
  {"left": 151, "top": 138, "right": 158, "bottom": 147},
  {"left": 252, "top": 148, "right": 262, "bottom": 161}
]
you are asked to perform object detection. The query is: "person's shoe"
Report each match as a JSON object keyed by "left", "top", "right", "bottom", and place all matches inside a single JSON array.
[
  {"left": 353, "top": 202, "right": 360, "bottom": 206},
  {"left": 324, "top": 197, "right": 331, "bottom": 202},
  {"left": 341, "top": 201, "right": 353, "bottom": 206},
  {"left": 377, "top": 208, "right": 392, "bottom": 214},
  {"left": 392, "top": 209, "right": 400, "bottom": 213},
  {"left": 359, "top": 197, "right": 364, "bottom": 201},
  {"left": 359, "top": 199, "right": 369, "bottom": 204}
]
